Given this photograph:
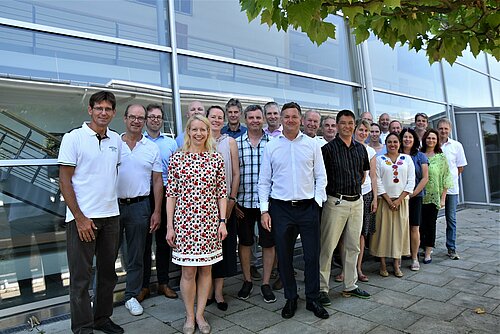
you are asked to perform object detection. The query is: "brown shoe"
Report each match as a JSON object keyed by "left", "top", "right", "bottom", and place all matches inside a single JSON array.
[
  {"left": 272, "top": 277, "right": 283, "bottom": 290},
  {"left": 158, "top": 284, "right": 178, "bottom": 299},
  {"left": 136, "top": 288, "right": 150, "bottom": 302}
]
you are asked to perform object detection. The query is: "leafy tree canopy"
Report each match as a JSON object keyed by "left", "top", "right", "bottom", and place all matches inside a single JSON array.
[{"left": 240, "top": 0, "right": 500, "bottom": 64}]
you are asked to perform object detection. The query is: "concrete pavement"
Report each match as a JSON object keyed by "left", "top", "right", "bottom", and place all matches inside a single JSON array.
[{"left": 8, "top": 207, "right": 500, "bottom": 333}]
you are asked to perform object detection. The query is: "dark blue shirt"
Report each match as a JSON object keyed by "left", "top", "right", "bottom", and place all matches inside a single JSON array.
[
  {"left": 411, "top": 151, "right": 429, "bottom": 197},
  {"left": 221, "top": 124, "right": 247, "bottom": 138}
]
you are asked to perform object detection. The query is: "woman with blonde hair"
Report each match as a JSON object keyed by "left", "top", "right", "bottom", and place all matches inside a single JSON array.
[{"left": 166, "top": 115, "right": 227, "bottom": 334}]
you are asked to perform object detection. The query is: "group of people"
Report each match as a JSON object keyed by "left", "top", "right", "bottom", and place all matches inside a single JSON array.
[{"left": 57, "top": 91, "right": 467, "bottom": 334}]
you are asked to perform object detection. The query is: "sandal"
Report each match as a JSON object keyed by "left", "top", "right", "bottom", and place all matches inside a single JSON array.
[
  {"left": 394, "top": 269, "right": 404, "bottom": 278},
  {"left": 334, "top": 273, "right": 344, "bottom": 282},
  {"left": 379, "top": 269, "right": 389, "bottom": 277},
  {"left": 358, "top": 273, "right": 369, "bottom": 282}
]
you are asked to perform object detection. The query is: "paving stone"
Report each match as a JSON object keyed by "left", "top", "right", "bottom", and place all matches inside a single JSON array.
[
  {"left": 205, "top": 294, "right": 258, "bottom": 317},
  {"left": 370, "top": 289, "right": 420, "bottom": 309},
  {"left": 484, "top": 286, "right": 500, "bottom": 300},
  {"left": 142, "top": 296, "right": 188, "bottom": 323},
  {"left": 451, "top": 310, "right": 500, "bottom": 333},
  {"left": 224, "top": 306, "right": 283, "bottom": 332},
  {"left": 446, "top": 278, "right": 493, "bottom": 295},
  {"left": 362, "top": 305, "right": 422, "bottom": 331},
  {"left": 259, "top": 318, "right": 328, "bottom": 334},
  {"left": 120, "top": 315, "right": 176, "bottom": 334},
  {"left": 313, "top": 311, "right": 378, "bottom": 334},
  {"left": 366, "top": 324, "right": 404, "bottom": 334},
  {"left": 471, "top": 262, "right": 500, "bottom": 275},
  {"left": 447, "top": 291, "right": 500, "bottom": 313},
  {"left": 329, "top": 293, "right": 380, "bottom": 317},
  {"left": 442, "top": 268, "right": 485, "bottom": 280},
  {"left": 406, "top": 284, "right": 458, "bottom": 302},
  {"left": 406, "top": 272, "right": 454, "bottom": 287},
  {"left": 476, "top": 273, "right": 500, "bottom": 285},
  {"left": 365, "top": 275, "right": 420, "bottom": 292},
  {"left": 406, "top": 299, "right": 464, "bottom": 321},
  {"left": 406, "top": 316, "right": 478, "bottom": 334}
]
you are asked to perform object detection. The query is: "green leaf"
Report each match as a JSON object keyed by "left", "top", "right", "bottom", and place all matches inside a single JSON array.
[
  {"left": 353, "top": 26, "right": 370, "bottom": 44},
  {"left": 383, "top": 0, "right": 401, "bottom": 8},
  {"left": 371, "top": 15, "right": 387, "bottom": 34},
  {"left": 366, "top": 2, "right": 383, "bottom": 15},
  {"left": 342, "top": 5, "right": 364, "bottom": 23},
  {"left": 469, "top": 36, "right": 480, "bottom": 57}
]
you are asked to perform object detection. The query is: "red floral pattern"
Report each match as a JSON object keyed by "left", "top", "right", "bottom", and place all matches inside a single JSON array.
[{"left": 166, "top": 151, "right": 227, "bottom": 266}]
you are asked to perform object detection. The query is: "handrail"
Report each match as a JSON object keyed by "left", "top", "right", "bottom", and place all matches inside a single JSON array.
[
  {"left": 0, "top": 109, "right": 61, "bottom": 144},
  {"left": 0, "top": 123, "right": 57, "bottom": 157}
]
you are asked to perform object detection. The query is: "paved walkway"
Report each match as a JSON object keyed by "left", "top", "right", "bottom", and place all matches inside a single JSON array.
[{"left": 13, "top": 207, "right": 500, "bottom": 333}]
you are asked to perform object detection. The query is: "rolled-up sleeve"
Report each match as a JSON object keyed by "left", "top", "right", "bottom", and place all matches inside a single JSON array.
[{"left": 258, "top": 145, "right": 272, "bottom": 212}]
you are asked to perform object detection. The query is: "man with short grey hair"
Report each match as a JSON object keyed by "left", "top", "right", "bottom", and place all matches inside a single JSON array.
[
  {"left": 378, "top": 113, "right": 391, "bottom": 142},
  {"left": 321, "top": 116, "right": 337, "bottom": 143},
  {"left": 264, "top": 101, "right": 282, "bottom": 137},
  {"left": 302, "top": 110, "right": 327, "bottom": 146},
  {"left": 175, "top": 100, "right": 205, "bottom": 147}
]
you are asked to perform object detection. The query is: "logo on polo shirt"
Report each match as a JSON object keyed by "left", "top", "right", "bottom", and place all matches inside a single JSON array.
[{"left": 109, "top": 146, "right": 118, "bottom": 152}]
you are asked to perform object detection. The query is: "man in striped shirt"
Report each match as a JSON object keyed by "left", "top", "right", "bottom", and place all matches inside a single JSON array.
[{"left": 235, "top": 104, "right": 276, "bottom": 303}]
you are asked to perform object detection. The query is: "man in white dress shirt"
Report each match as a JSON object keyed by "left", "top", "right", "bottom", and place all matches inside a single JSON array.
[
  {"left": 259, "top": 102, "right": 329, "bottom": 320},
  {"left": 302, "top": 110, "right": 328, "bottom": 146},
  {"left": 117, "top": 104, "right": 163, "bottom": 316},
  {"left": 438, "top": 118, "right": 467, "bottom": 260}
]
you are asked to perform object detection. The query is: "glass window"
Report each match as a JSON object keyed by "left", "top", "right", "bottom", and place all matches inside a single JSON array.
[
  {"left": 443, "top": 62, "right": 492, "bottom": 107},
  {"left": 175, "top": 1, "right": 354, "bottom": 81},
  {"left": 0, "top": 26, "right": 171, "bottom": 88},
  {"left": 367, "top": 36, "right": 444, "bottom": 101},
  {"left": 0, "top": 0, "right": 169, "bottom": 45},
  {"left": 480, "top": 113, "right": 500, "bottom": 204},
  {"left": 488, "top": 54, "right": 500, "bottom": 80},
  {"left": 492, "top": 78, "right": 500, "bottom": 107},
  {"left": 178, "top": 55, "right": 359, "bottom": 113},
  {"left": 456, "top": 50, "right": 488, "bottom": 73},
  {"left": 373, "top": 91, "right": 446, "bottom": 127}
]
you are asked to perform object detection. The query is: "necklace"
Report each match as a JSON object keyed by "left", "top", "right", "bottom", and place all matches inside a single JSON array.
[{"left": 381, "top": 154, "right": 406, "bottom": 183}]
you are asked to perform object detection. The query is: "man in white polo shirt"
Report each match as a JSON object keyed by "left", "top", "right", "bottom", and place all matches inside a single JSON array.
[
  {"left": 117, "top": 104, "right": 163, "bottom": 316},
  {"left": 438, "top": 118, "right": 467, "bottom": 260},
  {"left": 58, "top": 91, "right": 123, "bottom": 334}
]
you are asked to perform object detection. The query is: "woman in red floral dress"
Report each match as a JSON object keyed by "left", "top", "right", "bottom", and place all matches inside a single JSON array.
[{"left": 166, "top": 115, "right": 227, "bottom": 334}]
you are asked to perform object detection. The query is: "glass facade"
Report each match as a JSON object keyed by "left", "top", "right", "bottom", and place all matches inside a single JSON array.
[
  {"left": 0, "top": 0, "right": 499, "bottom": 326},
  {"left": 480, "top": 113, "right": 500, "bottom": 204}
]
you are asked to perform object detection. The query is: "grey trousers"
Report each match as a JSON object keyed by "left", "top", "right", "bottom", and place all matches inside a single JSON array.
[{"left": 66, "top": 216, "right": 120, "bottom": 334}]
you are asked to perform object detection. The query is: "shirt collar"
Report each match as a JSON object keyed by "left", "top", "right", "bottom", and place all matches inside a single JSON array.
[{"left": 83, "top": 122, "right": 110, "bottom": 138}]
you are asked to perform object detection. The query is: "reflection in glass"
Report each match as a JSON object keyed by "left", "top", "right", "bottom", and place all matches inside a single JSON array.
[
  {"left": 492, "top": 79, "right": 500, "bottom": 107},
  {"left": 0, "top": 26, "right": 171, "bottom": 87},
  {"left": 178, "top": 55, "right": 358, "bottom": 112},
  {"left": 487, "top": 54, "right": 500, "bottom": 80},
  {"left": 367, "top": 36, "right": 444, "bottom": 101},
  {"left": 480, "top": 113, "right": 500, "bottom": 203},
  {"left": 455, "top": 49, "right": 487, "bottom": 72},
  {"left": 175, "top": 1, "right": 353, "bottom": 81},
  {"left": 0, "top": 0, "right": 169, "bottom": 45},
  {"left": 443, "top": 62, "right": 492, "bottom": 107},
  {"left": 373, "top": 91, "right": 446, "bottom": 126}
]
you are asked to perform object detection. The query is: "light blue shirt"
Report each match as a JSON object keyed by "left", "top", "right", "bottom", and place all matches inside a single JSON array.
[
  {"left": 175, "top": 131, "right": 185, "bottom": 148},
  {"left": 144, "top": 131, "right": 178, "bottom": 185}
]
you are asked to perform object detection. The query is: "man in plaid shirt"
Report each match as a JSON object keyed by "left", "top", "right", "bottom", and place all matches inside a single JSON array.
[{"left": 235, "top": 104, "right": 277, "bottom": 303}]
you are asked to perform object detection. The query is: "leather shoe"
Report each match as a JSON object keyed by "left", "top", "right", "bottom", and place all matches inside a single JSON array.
[
  {"left": 136, "top": 287, "right": 150, "bottom": 302},
  {"left": 94, "top": 319, "right": 124, "bottom": 334},
  {"left": 281, "top": 297, "right": 298, "bottom": 319},
  {"left": 306, "top": 300, "right": 329, "bottom": 319},
  {"left": 158, "top": 284, "right": 178, "bottom": 299}
]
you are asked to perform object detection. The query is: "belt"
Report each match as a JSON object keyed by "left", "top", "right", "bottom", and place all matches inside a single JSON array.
[
  {"left": 332, "top": 193, "right": 360, "bottom": 202},
  {"left": 271, "top": 198, "right": 314, "bottom": 207},
  {"left": 118, "top": 196, "right": 148, "bottom": 205}
]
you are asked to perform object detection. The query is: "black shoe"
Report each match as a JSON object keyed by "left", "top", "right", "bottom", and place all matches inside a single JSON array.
[
  {"left": 216, "top": 300, "right": 228, "bottom": 311},
  {"left": 261, "top": 284, "right": 277, "bottom": 303},
  {"left": 94, "top": 319, "right": 124, "bottom": 334},
  {"left": 342, "top": 287, "right": 371, "bottom": 299},
  {"left": 306, "top": 300, "right": 329, "bottom": 319},
  {"left": 281, "top": 297, "right": 298, "bottom": 319},
  {"left": 237, "top": 281, "right": 253, "bottom": 300},
  {"left": 317, "top": 291, "right": 331, "bottom": 306}
]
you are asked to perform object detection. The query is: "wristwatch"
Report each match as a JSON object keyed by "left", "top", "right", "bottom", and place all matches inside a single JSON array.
[{"left": 219, "top": 218, "right": 226, "bottom": 224}]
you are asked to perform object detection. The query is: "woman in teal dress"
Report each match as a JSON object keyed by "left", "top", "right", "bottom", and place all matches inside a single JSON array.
[{"left": 420, "top": 129, "right": 453, "bottom": 264}]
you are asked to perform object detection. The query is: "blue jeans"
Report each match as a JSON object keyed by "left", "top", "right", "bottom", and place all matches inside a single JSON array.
[{"left": 445, "top": 194, "right": 458, "bottom": 251}]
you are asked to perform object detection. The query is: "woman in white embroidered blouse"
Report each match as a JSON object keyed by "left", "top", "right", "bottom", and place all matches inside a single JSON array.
[{"left": 370, "top": 132, "right": 415, "bottom": 278}]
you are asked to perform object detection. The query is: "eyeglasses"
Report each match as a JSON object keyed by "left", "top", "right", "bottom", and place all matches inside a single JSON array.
[
  {"left": 127, "top": 115, "right": 146, "bottom": 122},
  {"left": 93, "top": 107, "right": 114, "bottom": 112},
  {"left": 147, "top": 115, "right": 163, "bottom": 121}
]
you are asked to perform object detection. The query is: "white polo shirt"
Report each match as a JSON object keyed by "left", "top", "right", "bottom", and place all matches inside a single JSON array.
[
  {"left": 58, "top": 122, "right": 121, "bottom": 222},
  {"left": 117, "top": 134, "right": 162, "bottom": 199},
  {"left": 441, "top": 137, "right": 468, "bottom": 195}
]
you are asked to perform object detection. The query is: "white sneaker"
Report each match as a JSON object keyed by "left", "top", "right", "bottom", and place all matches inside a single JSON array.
[{"left": 125, "top": 297, "right": 143, "bottom": 316}]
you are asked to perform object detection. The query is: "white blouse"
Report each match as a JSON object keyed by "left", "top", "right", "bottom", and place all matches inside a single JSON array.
[{"left": 376, "top": 153, "right": 415, "bottom": 198}]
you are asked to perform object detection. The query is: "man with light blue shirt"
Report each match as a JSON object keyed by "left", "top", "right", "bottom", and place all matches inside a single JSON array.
[
  {"left": 137, "top": 103, "right": 179, "bottom": 302},
  {"left": 117, "top": 104, "right": 163, "bottom": 317},
  {"left": 221, "top": 98, "right": 247, "bottom": 138},
  {"left": 258, "top": 102, "right": 329, "bottom": 320}
]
